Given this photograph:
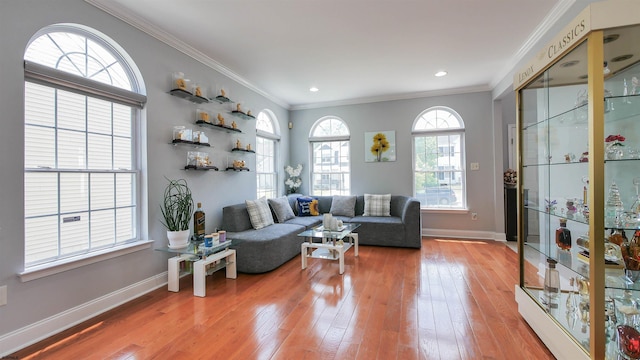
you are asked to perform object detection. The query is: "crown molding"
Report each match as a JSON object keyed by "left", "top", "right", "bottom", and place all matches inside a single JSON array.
[
  {"left": 290, "top": 85, "right": 491, "bottom": 111},
  {"left": 85, "top": 0, "right": 290, "bottom": 110},
  {"left": 490, "top": 0, "right": 577, "bottom": 90}
]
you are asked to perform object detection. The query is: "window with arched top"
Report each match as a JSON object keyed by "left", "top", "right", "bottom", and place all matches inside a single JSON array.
[
  {"left": 412, "top": 106, "right": 466, "bottom": 209},
  {"left": 256, "top": 110, "right": 280, "bottom": 198},
  {"left": 309, "top": 117, "right": 350, "bottom": 196},
  {"left": 23, "top": 24, "right": 146, "bottom": 271}
]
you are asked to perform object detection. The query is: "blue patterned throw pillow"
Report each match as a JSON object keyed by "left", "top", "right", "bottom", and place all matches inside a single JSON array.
[{"left": 296, "top": 196, "right": 319, "bottom": 216}]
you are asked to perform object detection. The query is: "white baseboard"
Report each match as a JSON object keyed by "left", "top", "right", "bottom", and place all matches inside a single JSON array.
[
  {"left": 0, "top": 272, "right": 168, "bottom": 357},
  {"left": 423, "top": 227, "right": 506, "bottom": 241}
]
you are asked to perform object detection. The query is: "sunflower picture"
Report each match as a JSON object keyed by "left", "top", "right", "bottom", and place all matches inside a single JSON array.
[{"left": 365, "top": 130, "right": 396, "bottom": 162}]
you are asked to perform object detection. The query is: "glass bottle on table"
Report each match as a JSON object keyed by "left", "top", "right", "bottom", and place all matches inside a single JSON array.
[{"left": 193, "top": 202, "right": 205, "bottom": 242}]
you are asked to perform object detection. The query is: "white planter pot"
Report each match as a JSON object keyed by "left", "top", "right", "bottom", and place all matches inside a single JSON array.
[{"left": 167, "top": 229, "right": 190, "bottom": 249}]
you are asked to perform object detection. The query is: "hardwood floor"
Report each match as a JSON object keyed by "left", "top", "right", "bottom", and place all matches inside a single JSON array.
[{"left": 11, "top": 238, "right": 554, "bottom": 359}]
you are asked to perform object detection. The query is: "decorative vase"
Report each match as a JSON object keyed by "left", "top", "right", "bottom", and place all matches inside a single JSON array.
[{"left": 167, "top": 229, "right": 190, "bottom": 249}]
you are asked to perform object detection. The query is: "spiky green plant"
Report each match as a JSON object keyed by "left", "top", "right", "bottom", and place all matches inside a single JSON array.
[{"left": 159, "top": 178, "right": 194, "bottom": 231}]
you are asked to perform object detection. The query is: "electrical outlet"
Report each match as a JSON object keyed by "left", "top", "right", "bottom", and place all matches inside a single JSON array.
[
  {"left": 0, "top": 285, "right": 7, "bottom": 306},
  {"left": 471, "top": 212, "right": 478, "bottom": 220},
  {"left": 470, "top": 162, "right": 480, "bottom": 170}
]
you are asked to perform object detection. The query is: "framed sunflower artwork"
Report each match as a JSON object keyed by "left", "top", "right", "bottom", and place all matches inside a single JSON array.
[{"left": 365, "top": 130, "right": 396, "bottom": 162}]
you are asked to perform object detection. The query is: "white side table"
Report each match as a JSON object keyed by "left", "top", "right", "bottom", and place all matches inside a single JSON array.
[{"left": 159, "top": 241, "right": 236, "bottom": 297}]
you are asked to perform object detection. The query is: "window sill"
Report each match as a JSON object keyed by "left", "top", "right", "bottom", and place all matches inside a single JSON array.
[
  {"left": 421, "top": 208, "right": 469, "bottom": 215},
  {"left": 19, "top": 240, "right": 153, "bottom": 282}
]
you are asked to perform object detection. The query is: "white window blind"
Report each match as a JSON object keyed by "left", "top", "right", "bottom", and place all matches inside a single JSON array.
[{"left": 23, "top": 26, "right": 144, "bottom": 268}]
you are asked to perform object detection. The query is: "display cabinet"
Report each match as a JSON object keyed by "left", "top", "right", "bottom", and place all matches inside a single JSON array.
[{"left": 515, "top": 2, "right": 640, "bottom": 359}]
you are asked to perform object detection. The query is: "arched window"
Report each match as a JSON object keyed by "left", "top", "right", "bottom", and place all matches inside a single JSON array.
[
  {"left": 412, "top": 107, "right": 466, "bottom": 209},
  {"left": 23, "top": 24, "right": 146, "bottom": 271},
  {"left": 256, "top": 110, "right": 280, "bottom": 199},
  {"left": 309, "top": 117, "right": 350, "bottom": 196}
]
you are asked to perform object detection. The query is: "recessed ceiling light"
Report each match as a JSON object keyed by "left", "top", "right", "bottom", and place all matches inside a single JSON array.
[
  {"left": 611, "top": 54, "right": 633, "bottom": 62},
  {"left": 435, "top": 71, "right": 448, "bottom": 77},
  {"left": 309, "top": 87, "right": 319, "bottom": 92},
  {"left": 603, "top": 34, "right": 620, "bottom": 43},
  {"left": 560, "top": 60, "right": 579, "bottom": 68}
]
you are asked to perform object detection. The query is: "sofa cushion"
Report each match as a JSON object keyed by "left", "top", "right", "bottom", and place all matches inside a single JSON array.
[
  {"left": 245, "top": 198, "right": 274, "bottom": 229},
  {"left": 285, "top": 215, "right": 322, "bottom": 229},
  {"left": 268, "top": 196, "right": 296, "bottom": 223},
  {"left": 363, "top": 193, "right": 391, "bottom": 216},
  {"left": 222, "top": 203, "right": 253, "bottom": 232},
  {"left": 296, "top": 196, "right": 319, "bottom": 216},
  {"left": 330, "top": 195, "right": 356, "bottom": 217}
]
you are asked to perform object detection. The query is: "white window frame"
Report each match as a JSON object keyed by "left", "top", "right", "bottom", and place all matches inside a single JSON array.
[
  {"left": 21, "top": 24, "right": 149, "bottom": 281},
  {"left": 256, "top": 110, "right": 280, "bottom": 199},
  {"left": 412, "top": 106, "right": 467, "bottom": 211},
  {"left": 309, "top": 116, "right": 350, "bottom": 196}
]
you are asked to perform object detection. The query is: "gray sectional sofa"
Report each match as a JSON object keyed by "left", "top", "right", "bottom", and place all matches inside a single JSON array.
[{"left": 222, "top": 194, "right": 421, "bottom": 273}]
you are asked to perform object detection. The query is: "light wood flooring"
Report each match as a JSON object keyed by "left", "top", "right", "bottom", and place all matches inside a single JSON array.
[{"left": 11, "top": 238, "right": 554, "bottom": 359}]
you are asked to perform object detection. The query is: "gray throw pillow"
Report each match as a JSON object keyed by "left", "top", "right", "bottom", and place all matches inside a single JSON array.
[
  {"left": 329, "top": 195, "right": 356, "bottom": 217},
  {"left": 245, "top": 198, "right": 275, "bottom": 229},
  {"left": 268, "top": 196, "right": 296, "bottom": 223}
]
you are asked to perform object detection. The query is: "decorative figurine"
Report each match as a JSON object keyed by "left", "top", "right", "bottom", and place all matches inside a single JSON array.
[
  {"left": 195, "top": 86, "right": 202, "bottom": 97},
  {"left": 220, "top": 88, "right": 226, "bottom": 97},
  {"left": 233, "top": 159, "right": 245, "bottom": 168},
  {"left": 217, "top": 113, "right": 225, "bottom": 126},
  {"left": 566, "top": 200, "right": 577, "bottom": 217},
  {"left": 236, "top": 103, "right": 243, "bottom": 113},
  {"left": 247, "top": 110, "right": 252, "bottom": 117},
  {"left": 231, "top": 121, "right": 237, "bottom": 129},
  {"left": 246, "top": 143, "right": 251, "bottom": 151},
  {"left": 564, "top": 153, "right": 575, "bottom": 163},
  {"left": 236, "top": 139, "right": 241, "bottom": 149}
]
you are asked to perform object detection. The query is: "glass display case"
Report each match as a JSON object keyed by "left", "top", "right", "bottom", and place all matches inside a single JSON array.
[{"left": 515, "top": 2, "right": 640, "bottom": 359}]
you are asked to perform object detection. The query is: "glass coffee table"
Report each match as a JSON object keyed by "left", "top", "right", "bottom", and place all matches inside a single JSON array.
[
  {"left": 155, "top": 240, "right": 236, "bottom": 297},
  {"left": 297, "top": 223, "right": 359, "bottom": 275}
]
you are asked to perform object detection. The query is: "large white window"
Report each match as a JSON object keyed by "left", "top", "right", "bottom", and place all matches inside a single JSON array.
[
  {"left": 23, "top": 25, "right": 146, "bottom": 269},
  {"left": 309, "top": 117, "right": 350, "bottom": 196},
  {"left": 413, "top": 107, "right": 466, "bottom": 209},
  {"left": 256, "top": 110, "right": 280, "bottom": 199}
]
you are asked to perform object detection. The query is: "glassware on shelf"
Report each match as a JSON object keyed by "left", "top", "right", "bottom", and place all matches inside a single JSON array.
[
  {"left": 631, "top": 178, "right": 640, "bottom": 218},
  {"left": 556, "top": 218, "right": 572, "bottom": 250},
  {"left": 566, "top": 277, "right": 578, "bottom": 313},
  {"left": 607, "top": 182, "right": 625, "bottom": 227},
  {"left": 172, "top": 126, "right": 192, "bottom": 143},
  {"left": 543, "top": 258, "right": 561, "bottom": 310},
  {"left": 617, "top": 325, "right": 640, "bottom": 360}
]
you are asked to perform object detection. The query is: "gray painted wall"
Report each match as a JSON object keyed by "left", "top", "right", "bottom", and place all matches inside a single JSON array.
[
  {"left": 0, "top": 0, "right": 597, "bottom": 351},
  {"left": 0, "top": 0, "right": 289, "bottom": 341},
  {"left": 289, "top": 91, "right": 499, "bottom": 233}
]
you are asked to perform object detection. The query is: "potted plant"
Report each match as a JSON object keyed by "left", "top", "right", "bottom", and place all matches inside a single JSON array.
[{"left": 160, "top": 178, "right": 194, "bottom": 248}]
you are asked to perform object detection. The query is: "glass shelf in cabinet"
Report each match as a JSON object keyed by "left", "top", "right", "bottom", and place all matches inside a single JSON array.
[
  {"left": 521, "top": 102, "right": 589, "bottom": 131},
  {"left": 523, "top": 242, "right": 590, "bottom": 285},
  {"left": 604, "top": 94, "right": 640, "bottom": 122},
  {"left": 524, "top": 205, "right": 590, "bottom": 226},
  {"left": 522, "top": 287, "right": 591, "bottom": 351}
]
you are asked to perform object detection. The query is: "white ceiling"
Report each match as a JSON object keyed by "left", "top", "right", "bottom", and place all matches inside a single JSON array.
[{"left": 88, "top": 0, "right": 573, "bottom": 109}]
